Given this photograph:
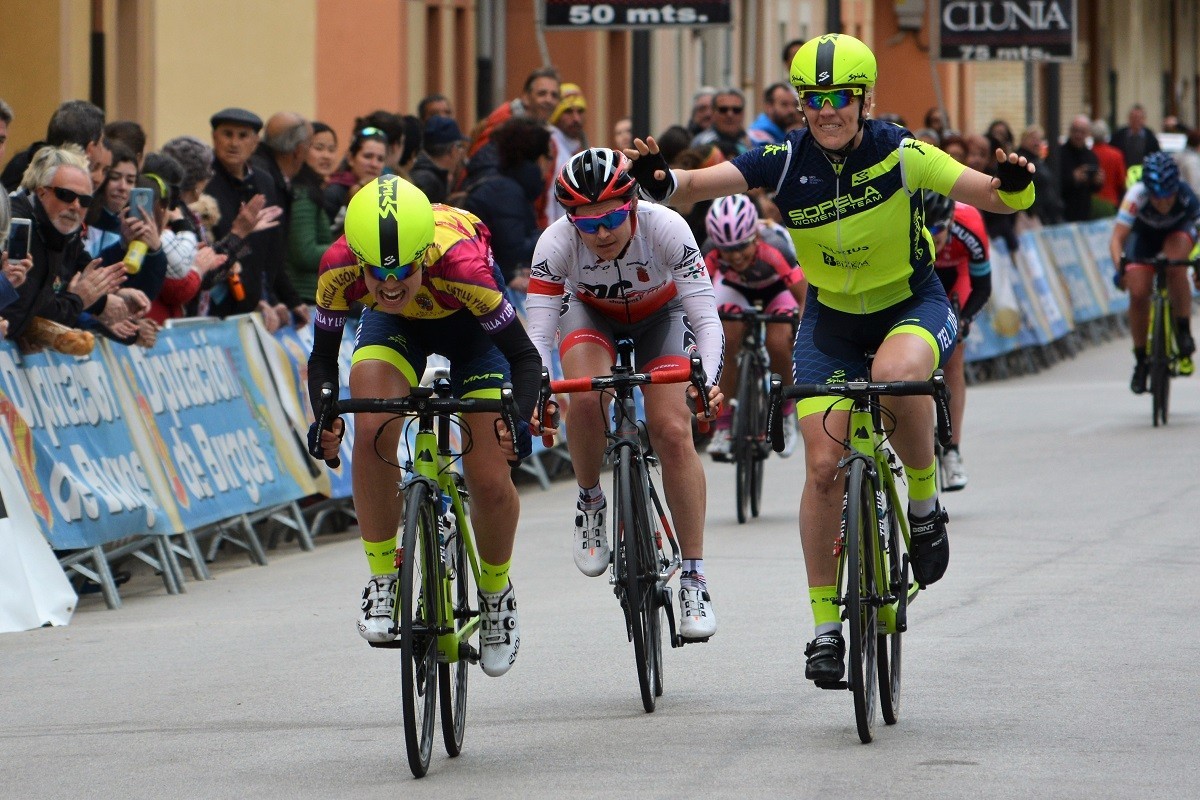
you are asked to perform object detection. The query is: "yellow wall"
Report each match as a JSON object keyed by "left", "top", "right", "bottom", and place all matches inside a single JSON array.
[{"left": 149, "top": 0, "right": 317, "bottom": 146}]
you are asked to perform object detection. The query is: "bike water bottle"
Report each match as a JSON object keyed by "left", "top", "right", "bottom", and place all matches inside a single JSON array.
[{"left": 123, "top": 240, "right": 148, "bottom": 274}]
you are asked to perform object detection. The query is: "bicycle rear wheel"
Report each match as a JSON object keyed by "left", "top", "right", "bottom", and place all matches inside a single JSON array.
[
  {"left": 439, "top": 478, "right": 471, "bottom": 757},
  {"left": 618, "top": 455, "right": 659, "bottom": 712},
  {"left": 877, "top": 495, "right": 904, "bottom": 726},
  {"left": 400, "top": 480, "right": 439, "bottom": 777},
  {"left": 748, "top": 358, "right": 767, "bottom": 519},
  {"left": 844, "top": 459, "right": 879, "bottom": 744}
]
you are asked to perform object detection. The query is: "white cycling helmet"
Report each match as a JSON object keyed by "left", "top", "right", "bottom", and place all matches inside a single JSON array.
[{"left": 705, "top": 194, "right": 759, "bottom": 248}]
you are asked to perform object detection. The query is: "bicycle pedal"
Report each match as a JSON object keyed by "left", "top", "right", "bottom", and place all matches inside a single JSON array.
[
  {"left": 675, "top": 634, "right": 711, "bottom": 645},
  {"left": 367, "top": 639, "right": 404, "bottom": 650},
  {"left": 459, "top": 642, "right": 480, "bottom": 664},
  {"left": 814, "top": 679, "right": 848, "bottom": 690}
]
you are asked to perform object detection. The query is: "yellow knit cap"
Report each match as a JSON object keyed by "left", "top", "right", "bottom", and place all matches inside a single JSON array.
[{"left": 550, "top": 83, "right": 587, "bottom": 124}]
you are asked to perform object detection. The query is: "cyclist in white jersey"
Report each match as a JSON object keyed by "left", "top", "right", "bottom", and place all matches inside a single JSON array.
[{"left": 525, "top": 148, "right": 724, "bottom": 640}]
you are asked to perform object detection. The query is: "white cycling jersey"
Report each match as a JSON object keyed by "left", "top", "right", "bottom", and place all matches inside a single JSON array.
[{"left": 525, "top": 201, "right": 723, "bottom": 382}]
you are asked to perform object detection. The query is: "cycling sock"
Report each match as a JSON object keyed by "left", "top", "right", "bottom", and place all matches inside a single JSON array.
[
  {"left": 1134, "top": 346, "right": 1147, "bottom": 364},
  {"left": 682, "top": 558, "right": 705, "bottom": 578},
  {"left": 478, "top": 557, "right": 511, "bottom": 594},
  {"left": 905, "top": 461, "right": 937, "bottom": 519},
  {"left": 578, "top": 482, "right": 604, "bottom": 509},
  {"left": 946, "top": 443, "right": 959, "bottom": 453},
  {"left": 810, "top": 584, "right": 841, "bottom": 631},
  {"left": 1176, "top": 317, "right": 1192, "bottom": 337},
  {"left": 363, "top": 536, "right": 398, "bottom": 575}
]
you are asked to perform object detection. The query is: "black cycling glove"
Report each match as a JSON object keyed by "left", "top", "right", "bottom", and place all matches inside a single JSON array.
[
  {"left": 995, "top": 157, "right": 1034, "bottom": 193},
  {"left": 629, "top": 151, "right": 677, "bottom": 202}
]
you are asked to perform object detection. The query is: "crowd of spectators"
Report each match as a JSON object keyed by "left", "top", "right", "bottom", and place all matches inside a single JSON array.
[{"left": 3, "top": 65, "right": 1197, "bottom": 354}]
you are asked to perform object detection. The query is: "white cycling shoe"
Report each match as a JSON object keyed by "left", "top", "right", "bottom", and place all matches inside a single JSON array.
[
  {"left": 478, "top": 583, "right": 520, "bottom": 677},
  {"left": 678, "top": 580, "right": 717, "bottom": 640},
  {"left": 357, "top": 574, "right": 397, "bottom": 643},
  {"left": 574, "top": 499, "right": 610, "bottom": 577}
]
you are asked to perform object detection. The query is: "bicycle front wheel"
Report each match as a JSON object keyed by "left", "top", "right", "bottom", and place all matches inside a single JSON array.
[
  {"left": 1150, "top": 297, "right": 1171, "bottom": 426},
  {"left": 439, "top": 478, "right": 471, "bottom": 757},
  {"left": 400, "top": 480, "right": 439, "bottom": 777},
  {"left": 844, "top": 459, "right": 879, "bottom": 744},
  {"left": 618, "top": 454, "right": 659, "bottom": 712},
  {"left": 877, "top": 493, "right": 904, "bottom": 726}
]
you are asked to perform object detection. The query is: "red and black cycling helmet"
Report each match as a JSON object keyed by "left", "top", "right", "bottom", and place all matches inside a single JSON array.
[{"left": 555, "top": 147, "right": 638, "bottom": 209}]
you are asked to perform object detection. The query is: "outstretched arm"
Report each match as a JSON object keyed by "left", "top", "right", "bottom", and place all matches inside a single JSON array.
[
  {"left": 624, "top": 136, "right": 749, "bottom": 207},
  {"left": 949, "top": 148, "right": 1037, "bottom": 215}
]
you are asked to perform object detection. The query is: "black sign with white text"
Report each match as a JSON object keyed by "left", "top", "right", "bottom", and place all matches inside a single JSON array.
[
  {"left": 544, "top": 1, "right": 731, "bottom": 29},
  {"left": 935, "top": 0, "right": 1077, "bottom": 62}
]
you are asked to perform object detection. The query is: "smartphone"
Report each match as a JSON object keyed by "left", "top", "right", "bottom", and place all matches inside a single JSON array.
[
  {"left": 128, "top": 187, "right": 155, "bottom": 221},
  {"left": 6, "top": 218, "right": 31, "bottom": 261}
]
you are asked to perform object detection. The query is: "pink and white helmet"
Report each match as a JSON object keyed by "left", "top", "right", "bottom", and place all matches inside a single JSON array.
[{"left": 705, "top": 194, "right": 759, "bottom": 248}]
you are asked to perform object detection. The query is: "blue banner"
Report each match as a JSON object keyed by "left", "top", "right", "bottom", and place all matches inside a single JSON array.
[
  {"left": 0, "top": 341, "right": 172, "bottom": 549},
  {"left": 1039, "top": 226, "right": 1107, "bottom": 323},
  {"left": 110, "top": 321, "right": 309, "bottom": 531},
  {"left": 1017, "top": 232, "right": 1073, "bottom": 342}
]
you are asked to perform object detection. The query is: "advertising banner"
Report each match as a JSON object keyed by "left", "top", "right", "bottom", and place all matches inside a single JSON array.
[
  {"left": 1037, "top": 226, "right": 1107, "bottom": 323},
  {"left": 935, "top": 0, "right": 1077, "bottom": 62},
  {"left": 0, "top": 340, "right": 173, "bottom": 549},
  {"left": 543, "top": 0, "right": 731, "bottom": 29}
]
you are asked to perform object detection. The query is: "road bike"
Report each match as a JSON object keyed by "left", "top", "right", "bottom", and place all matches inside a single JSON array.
[
  {"left": 1121, "top": 256, "right": 1197, "bottom": 426},
  {"left": 537, "top": 341, "right": 710, "bottom": 712},
  {"left": 767, "top": 367, "right": 952, "bottom": 743},
  {"left": 315, "top": 376, "right": 521, "bottom": 777},
  {"left": 718, "top": 306, "right": 798, "bottom": 523}
]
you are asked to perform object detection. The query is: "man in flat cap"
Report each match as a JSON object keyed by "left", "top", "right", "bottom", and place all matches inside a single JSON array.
[
  {"left": 205, "top": 107, "right": 292, "bottom": 324},
  {"left": 409, "top": 115, "right": 468, "bottom": 204}
]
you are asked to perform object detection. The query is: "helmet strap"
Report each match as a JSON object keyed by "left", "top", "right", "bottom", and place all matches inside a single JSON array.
[{"left": 811, "top": 98, "right": 867, "bottom": 162}]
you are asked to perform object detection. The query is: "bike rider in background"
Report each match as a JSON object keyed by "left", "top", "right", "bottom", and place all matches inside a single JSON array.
[
  {"left": 524, "top": 148, "right": 724, "bottom": 641},
  {"left": 624, "top": 33, "right": 1035, "bottom": 686},
  {"left": 701, "top": 193, "right": 807, "bottom": 460},
  {"left": 306, "top": 176, "right": 540, "bottom": 677},
  {"left": 925, "top": 189, "right": 991, "bottom": 490},
  {"left": 1109, "top": 151, "right": 1200, "bottom": 392}
]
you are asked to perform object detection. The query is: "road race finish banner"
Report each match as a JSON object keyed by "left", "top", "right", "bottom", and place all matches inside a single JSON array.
[
  {"left": 543, "top": 0, "right": 731, "bottom": 28},
  {"left": 935, "top": 0, "right": 1077, "bottom": 62},
  {"left": 0, "top": 339, "right": 175, "bottom": 549},
  {"left": 108, "top": 319, "right": 310, "bottom": 532}
]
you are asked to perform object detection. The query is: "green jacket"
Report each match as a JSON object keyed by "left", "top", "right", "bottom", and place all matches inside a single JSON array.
[{"left": 288, "top": 185, "right": 333, "bottom": 303}]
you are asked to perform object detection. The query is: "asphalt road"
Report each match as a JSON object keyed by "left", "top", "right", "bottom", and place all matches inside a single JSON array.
[{"left": 3, "top": 335, "right": 1199, "bottom": 799}]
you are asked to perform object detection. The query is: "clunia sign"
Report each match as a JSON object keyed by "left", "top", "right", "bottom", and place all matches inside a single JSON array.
[{"left": 935, "top": 0, "right": 1077, "bottom": 62}]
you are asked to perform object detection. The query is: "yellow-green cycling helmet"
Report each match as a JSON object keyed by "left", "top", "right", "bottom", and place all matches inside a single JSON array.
[
  {"left": 790, "top": 33, "right": 877, "bottom": 90},
  {"left": 345, "top": 175, "right": 436, "bottom": 280}
]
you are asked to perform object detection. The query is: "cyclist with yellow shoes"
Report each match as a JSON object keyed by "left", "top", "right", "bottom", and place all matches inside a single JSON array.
[
  {"left": 1109, "top": 151, "right": 1200, "bottom": 392},
  {"left": 625, "top": 33, "right": 1035, "bottom": 686},
  {"left": 306, "top": 176, "right": 541, "bottom": 677}
]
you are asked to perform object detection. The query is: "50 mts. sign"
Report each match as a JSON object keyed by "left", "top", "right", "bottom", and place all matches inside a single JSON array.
[{"left": 544, "top": 1, "right": 731, "bottom": 29}]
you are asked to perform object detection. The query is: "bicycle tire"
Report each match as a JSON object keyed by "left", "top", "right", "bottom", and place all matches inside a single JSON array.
[
  {"left": 400, "top": 480, "right": 439, "bottom": 777},
  {"left": 618, "top": 454, "right": 658, "bottom": 712},
  {"left": 439, "top": 478, "right": 470, "bottom": 757},
  {"left": 748, "top": 356, "right": 767, "bottom": 518},
  {"left": 877, "top": 495, "right": 903, "bottom": 726},
  {"left": 1150, "top": 297, "right": 1170, "bottom": 427},
  {"left": 732, "top": 353, "right": 754, "bottom": 524},
  {"left": 844, "top": 458, "right": 879, "bottom": 744}
]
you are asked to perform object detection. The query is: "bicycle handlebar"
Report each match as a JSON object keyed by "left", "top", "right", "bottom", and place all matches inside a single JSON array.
[
  {"left": 1119, "top": 255, "right": 1200, "bottom": 271},
  {"left": 766, "top": 372, "right": 954, "bottom": 452},
  {"left": 312, "top": 380, "right": 523, "bottom": 467},
  {"left": 537, "top": 356, "right": 712, "bottom": 437},
  {"left": 718, "top": 309, "right": 800, "bottom": 325}
]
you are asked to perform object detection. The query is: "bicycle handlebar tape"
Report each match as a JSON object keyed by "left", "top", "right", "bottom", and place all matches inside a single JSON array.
[
  {"left": 995, "top": 158, "right": 1035, "bottom": 211},
  {"left": 550, "top": 376, "right": 596, "bottom": 393},
  {"left": 649, "top": 366, "right": 693, "bottom": 384},
  {"left": 629, "top": 150, "right": 677, "bottom": 202}
]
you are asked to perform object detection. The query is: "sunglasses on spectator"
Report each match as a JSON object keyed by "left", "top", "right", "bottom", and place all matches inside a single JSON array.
[
  {"left": 363, "top": 258, "right": 420, "bottom": 282},
  {"left": 49, "top": 186, "right": 94, "bottom": 208},
  {"left": 715, "top": 105, "right": 744, "bottom": 115},
  {"left": 355, "top": 126, "right": 387, "bottom": 143},
  {"left": 568, "top": 199, "right": 633, "bottom": 234},
  {"left": 798, "top": 87, "right": 864, "bottom": 110}
]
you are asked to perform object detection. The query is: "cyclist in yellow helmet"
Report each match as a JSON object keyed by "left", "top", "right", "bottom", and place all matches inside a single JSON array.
[
  {"left": 306, "top": 175, "right": 541, "bottom": 677},
  {"left": 625, "top": 32, "right": 1036, "bottom": 687}
]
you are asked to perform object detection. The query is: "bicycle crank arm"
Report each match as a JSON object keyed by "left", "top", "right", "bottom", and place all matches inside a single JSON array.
[
  {"left": 458, "top": 642, "right": 480, "bottom": 664},
  {"left": 814, "top": 679, "right": 849, "bottom": 691}
]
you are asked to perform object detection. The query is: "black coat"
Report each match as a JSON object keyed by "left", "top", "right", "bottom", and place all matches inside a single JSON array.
[
  {"left": 463, "top": 155, "right": 542, "bottom": 283},
  {"left": 0, "top": 191, "right": 87, "bottom": 339}
]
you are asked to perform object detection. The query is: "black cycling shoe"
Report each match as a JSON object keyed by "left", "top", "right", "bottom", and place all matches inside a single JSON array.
[
  {"left": 909, "top": 505, "right": 950, "bottom": 586},
  {"left": 1177, "top": 329, "right": 1195, "bottom": 359},
  {"left": 1131, "top": 360, "right": 1149, "bottom": 394},
  {"left": 804, "top": 631, "right": 846, "bottom": 685}
]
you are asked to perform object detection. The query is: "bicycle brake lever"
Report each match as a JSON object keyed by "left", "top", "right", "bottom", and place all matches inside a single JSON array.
[{"left": 767, "top": 375, "right": 785, "bottom": 453}]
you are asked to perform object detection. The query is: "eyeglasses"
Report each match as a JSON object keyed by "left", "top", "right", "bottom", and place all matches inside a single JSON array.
[
  {"left": 798, "top": 87, "right": 864, "bottom": 110},
  {"left": 568, "top": 199, "right": 633, "bottom": 235},
  {"left": 928, "top": 223, "right": 947, "bottom": 237},
  {"left": 356, "top": 126, "right": 386, "bottom": 140},
  {"left": 718, "top": 239, "right": 756, "bottom": 254},
  {"left": 364, "top": 258, "right": 421, "bottom": 283},
  {"left": 715, "top": 105, "right": 744, "bottom": 115},
  {"left": 50, "top": 186, "right": 94, "bottom": 208}
]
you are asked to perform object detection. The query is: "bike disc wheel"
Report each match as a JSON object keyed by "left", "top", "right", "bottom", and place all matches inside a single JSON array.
[
  {"left": 400, "top": 481, "right": 439, "bottom": 777},
  {"left": 439, "top": 480, "right": 470, "bottom": 757},
  {"left": 619, "top": 456, "right": 658, "bottom": 712},
  {"left": 877, "top": 498, "right": 903, "bottom": 726},
  {"left": 845, "top": 459, "right": 879, "bottom": 744}
]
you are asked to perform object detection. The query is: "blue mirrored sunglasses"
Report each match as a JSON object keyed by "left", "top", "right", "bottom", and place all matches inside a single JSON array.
[
  {"left": 568, "top": 200, "right": 633, "bottom": 234},
  {"left": 798, "top": 87, "right": 864, "bottom": 110},
  {"left": 364, "top": 259, "right": 420, "bottom": 282},
  {"left": 928, "top": 223, "right": 947, "bottom": 236}
]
